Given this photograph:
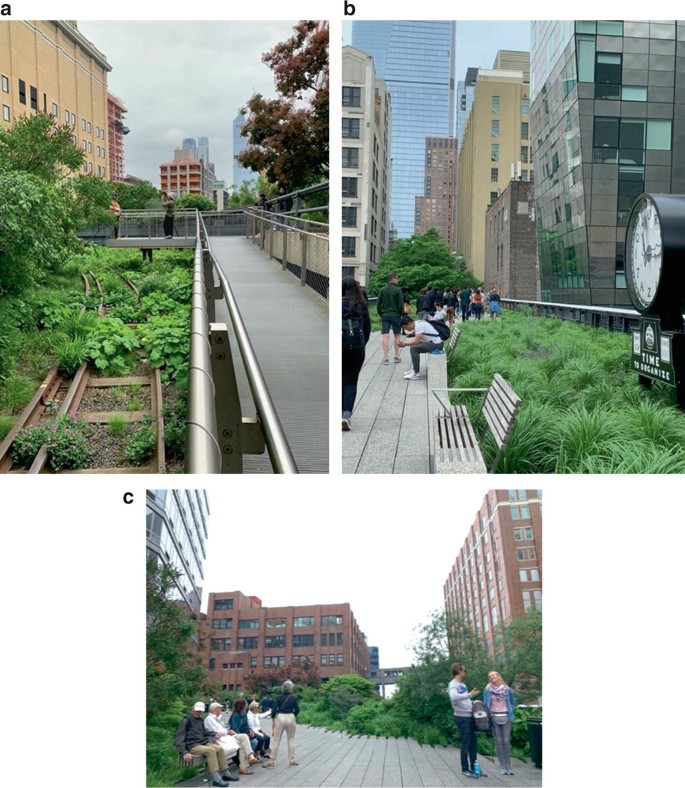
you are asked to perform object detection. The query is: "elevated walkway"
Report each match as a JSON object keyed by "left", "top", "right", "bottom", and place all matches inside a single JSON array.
[
  {"left": 178, "top": 724, "right": 542, "bottom": 787},
  {"left": 209, "top": 236, "right": 328, "bottom": 473}
]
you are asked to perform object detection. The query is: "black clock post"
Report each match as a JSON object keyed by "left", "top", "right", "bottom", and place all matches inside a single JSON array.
[{"left": 625, "top": 193, "right": 685, "bottom": 410}]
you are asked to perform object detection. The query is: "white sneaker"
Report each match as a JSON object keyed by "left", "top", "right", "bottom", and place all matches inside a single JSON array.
[{"left": 403, "top": 370, "right": 421, "bottom": 380}]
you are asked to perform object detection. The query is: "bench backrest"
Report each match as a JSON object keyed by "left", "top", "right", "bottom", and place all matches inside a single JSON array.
[{"left": 482, "top": 373, "right": 522, "bottom": 455}]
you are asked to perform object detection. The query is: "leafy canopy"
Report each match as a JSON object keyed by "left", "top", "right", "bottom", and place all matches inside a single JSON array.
[{"left": 175, "top": 193, "right": 216, "bottom": 212}]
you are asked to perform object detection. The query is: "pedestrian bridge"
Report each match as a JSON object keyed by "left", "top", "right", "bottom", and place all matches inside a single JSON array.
[
  {"left": 179, "top": 724, "right": 543, "bottom": 787},
  {"left": 103, "top": 206, "right": 329, "bottom": 473}
]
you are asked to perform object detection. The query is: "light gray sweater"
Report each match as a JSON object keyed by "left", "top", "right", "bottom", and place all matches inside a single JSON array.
[{"left": 448, "top": 678, "right": 473, "bottom": 717}]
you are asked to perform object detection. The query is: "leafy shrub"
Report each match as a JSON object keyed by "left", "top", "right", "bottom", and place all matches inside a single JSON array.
[
  {"left": 85, "top": 318, "right": 139, "bottom": 375},
  {"left": 139, "top": 314, "right": 190, "bottom": 385},
  {"left": 11, "top": 424, "right": 48, "bottom": 466},
  {"left": 44, "top": 415, "right": 94, "bottom": 471},
  {"left": 0, "top": 374, "right": 36, "bottom": 414},
  {"left": 163, "top": 395, "right": 187, "bottom": 462},
  {"left": 57, "top": 310, "right": 99, "bottom": 340},
  {"left": 125, "top": 420, "right": 156, "bottom": 465},
  {"left": 55, "top": 337, "right": 88, "bottom": 376}
]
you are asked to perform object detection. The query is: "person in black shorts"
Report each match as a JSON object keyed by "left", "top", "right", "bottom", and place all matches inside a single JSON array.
[{"left": 376, "top": 272, "right": 404, "bottom": 365}]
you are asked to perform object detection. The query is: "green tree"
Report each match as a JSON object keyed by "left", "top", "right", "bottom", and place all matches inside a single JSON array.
[
  {"left": 71, "top": 174, "right": 116, "bottom": 231},
  {"left": 175, "top": 194, "right": 216, "bottom": 212},
  {"left": 0, "top": 112, "right": 84, "bottom": 181},
  {"left": 495, "top": 608, "right": 542, "bottom": 701},
  {"left": 227, "top": 176, "right": 274, "bottom": 208},
  {"left": 115, "top": 180, "right": 162, "bottom": 210},
  {"left": 368, "top": 228, "right": 481, "bottom": 297},
  {"left": 237, "top": 21, "right": 328, "bottom": 188}
]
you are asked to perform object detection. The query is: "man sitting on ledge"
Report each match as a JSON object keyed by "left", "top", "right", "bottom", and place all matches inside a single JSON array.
[
  {"left": 398, "top": 314, "right": 444, "bottom": 380},
  {"left": 174, "top": 701, "right": 239, "bottom": 786}
]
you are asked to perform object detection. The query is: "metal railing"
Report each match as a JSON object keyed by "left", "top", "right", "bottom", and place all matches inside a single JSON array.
[
  {"left": 246, "top": 209, "right": 329, "bottom": 300},
  {"left": 186, "top": 212, "right": 299, "bottom": 474},
  {"left": 263, "top": 181, "right": 329, "bottom": 219},
  {"left": 500, "top": 298, "right": 644, "bottom": 333},
  {"left": 116, "top": 210, "right": 198, "bottom": 239}
]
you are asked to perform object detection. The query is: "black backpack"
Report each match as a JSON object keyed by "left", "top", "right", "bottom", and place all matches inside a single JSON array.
[
  {"left": 425, "top": 320, "right": 450, "bottom": 341},
  {"left": 343, "top": 308, "right": 365, "bottom": 350},
  {"left": 472, "top": 699, "right": 492, "bottom": 733}
]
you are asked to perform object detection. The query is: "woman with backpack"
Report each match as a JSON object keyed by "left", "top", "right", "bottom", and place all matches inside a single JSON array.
[
  {"left": 483, "top": 671, "right": 516, "bottom": 775},
  {"left": 342, "top": 276, "right": 371, "bottom": 431}
]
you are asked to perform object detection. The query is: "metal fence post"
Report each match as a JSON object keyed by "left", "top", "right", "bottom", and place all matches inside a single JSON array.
[
  {"left": 300, "top": 232, "right": 308, "bottom": 286},
  {"left": 209, "top": 325, "right": 245, "bottom": 473},
  {"left": 282, "top": 224, "right": 288, "bottom": 271}
]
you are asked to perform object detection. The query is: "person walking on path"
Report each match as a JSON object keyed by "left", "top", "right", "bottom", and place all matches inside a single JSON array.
[
  {"left": 471, "top": 288, "right": 485, "bottom": 320},
  {"left": 376, "top": 272, "right": 404, "bottom": 365},
  {"left": 488, "top": 288, "right": 502, "bottom": 320},
  {"left": 263, "top": 679, "right": 300, "bottom": 768},
  {"left": 483, "top": 671, "right": 516, "bottom": 775},
  {"left": 342, "top": 276, "right": 371, "bottom": 431},
  {"left": 448, "top": 663, "right": 483, "bottom": 779},
  {"left": 459, "top": 287, "right": 472, "bottom": 321},
  {"left": 162, "top": 191, "right": 176, "bottom": 238},
  {"left": 398, "top": 315, "right": 444, "bottom": 380}
]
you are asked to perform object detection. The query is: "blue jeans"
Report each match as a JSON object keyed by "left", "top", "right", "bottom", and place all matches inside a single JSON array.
[{"left": 454, "top": 715, "right": 477, "bottom": 772}]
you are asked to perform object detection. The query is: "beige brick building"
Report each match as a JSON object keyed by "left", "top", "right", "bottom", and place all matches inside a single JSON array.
[{"left": 0, "top": 20, "right": 111, "bottom": 179}]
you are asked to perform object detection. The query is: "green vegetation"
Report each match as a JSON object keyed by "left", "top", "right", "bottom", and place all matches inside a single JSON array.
[
  {"left": 108, "top": 414, "right": 128, "bottom": 437},
  {"left": 368, "top": 228, "right": 481, "bottom": 298},
  {"left": 125, "top": 420, "right": 156, "bottom": 465},
  {"left": 12, "top": 415, "right": 93, "bottom": 471},
  {"left": 175, "top": 193, "right": 215, "bottom": 212},
  {"left": 448, "top": 309, "right": 685, "bottom": 473}
]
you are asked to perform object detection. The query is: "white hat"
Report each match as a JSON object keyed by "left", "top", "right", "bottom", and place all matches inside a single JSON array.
[{"left": 193, "top": 701, "right": 206, "bottom": 712}]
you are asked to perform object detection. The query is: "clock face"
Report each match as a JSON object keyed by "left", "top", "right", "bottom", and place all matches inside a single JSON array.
[{"left": 628, "top": 196, "right": 664, "bottom": 311}]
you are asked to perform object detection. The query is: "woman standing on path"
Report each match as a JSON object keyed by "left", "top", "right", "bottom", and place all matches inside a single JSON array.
[
  {"left": 483, "top": 671, "right": 516, "bottom": 775},
  {"left": 342, "top": 276, "right": 371, "bottom": 432},
  {"left": 263, "top": 679, "right": 300, "bottom": 768}
]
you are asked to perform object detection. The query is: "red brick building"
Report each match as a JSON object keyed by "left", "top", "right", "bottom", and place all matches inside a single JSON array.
[
  {"left": 107, "top": 92, "right": 127, "bottom": 183},
  {"left": 414, "top": 136, "right": 458, "bottom": 251},
  {"left": 198, "top": 591, "right": 370, "bottom": 692},
  {"left": 443, "top": 490, "right": 542, "bottom": 657}
]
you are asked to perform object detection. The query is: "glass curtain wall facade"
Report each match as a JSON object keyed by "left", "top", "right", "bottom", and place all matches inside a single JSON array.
[
  {"left": 531, "top": 20, "right": 685, "bottom": 305},
  {"left": 146, "top": 489, "right": 209, "bottom": 613},
  {"left": 456, "top": 67, "right": 479, "bottom": 153},
  {"left": 352, "top": 21, "right": 456, "bottom": 239}
]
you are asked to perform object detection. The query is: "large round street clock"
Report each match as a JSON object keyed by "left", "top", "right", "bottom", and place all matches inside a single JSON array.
[
  {"left": 625, "top": 193, "right": 685, "bottom": 328},
  {"left": 625, "top": 193, "right": 685, "bottom": 409}
]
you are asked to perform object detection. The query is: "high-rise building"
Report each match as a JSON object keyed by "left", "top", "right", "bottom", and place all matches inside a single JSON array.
[
  {"left": 182, "top": 137, "right": 197, "bottom": 157},
  {"left": 351, "top": 21, "right": 456, "bottom": 239},
  {"left": 0, "top": 21, "right": 111, "bottom": 179},
  {"left": 160, "top": 146, "right": 215, "bottom": 198},
  {"left": 342, "top": 46, "right": 392, "bottom": 286},
  {"left": 414, "top": 136, "right": 458, "bottom": 250},
  {"left": 232, "top": 113, "right": 252, "bottom": 190},
  {"left": 443, "top": 490, "right": 542, "bottom": 658},
  {"left": 457, "top": 53, "right": 531, "bottom": 282},
  {"left": 107, "top": 92, "right": 128, "bottom": 183},
  {"left": 199, "top": 591, "right": 370, "bottom": 691},
  {"left": 146, "top": 490, "right": 210, "bottom": 614},
  {"left": 531, "top": 20, "right": 685, "bottom": 305}
]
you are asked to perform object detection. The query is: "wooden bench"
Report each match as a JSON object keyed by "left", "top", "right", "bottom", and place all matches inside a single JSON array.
[
  {"left": 430, "top": 373, "right": 522, "bottom": 473},
  {"left": 447, "top": 327, "right": 461, "bottom": 356}
]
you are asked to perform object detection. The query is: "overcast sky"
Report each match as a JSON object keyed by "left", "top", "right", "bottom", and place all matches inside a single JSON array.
[
  {"left": 199, "top": 484, "right": 500, "bottom": 667},
  {"left": 77, "top": 21, "right": 299, "bottom": 187}
]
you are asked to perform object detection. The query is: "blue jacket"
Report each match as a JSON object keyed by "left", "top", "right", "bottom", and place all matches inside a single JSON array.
[{"left": 483, "top": 687, "right": 516, "bottom": 722}]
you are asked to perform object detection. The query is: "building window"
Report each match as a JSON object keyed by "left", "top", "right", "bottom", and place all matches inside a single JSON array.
[
  {"left": 214, "top": 599, "right": 234, "bottom": 610},
  {"left": 342, "top": 148, "right": 359, "bottom": 168},
  {"left": 322, "top": 615, "right": 343, "bottom": 626},
  {"left": 647, "top": 120, "right": 672, "bottom": 151},
  {"left": 491, "top": 95, "right": 500, "bottom": 114},
  {"left": 293, "top": 634, "right": 314, "bottom": 648},
  {"left": 87, "top": 142, "right": 92, "bottom": 153},
  {"left": 342, "top": 207, "right": 357, "bottom": 228},
  {"left": 491, "top": 144, "right": 499, "bottom": 162},
  {"left": 622, "top": 86, "right": 647, "bottom": 102},
  {"left": 2, "top": 105, "right": 9, "bottom": 122},
  {"left": 342, "top": 86, "right": 361, "bottom": 107},
  {"left": 237, "top": 637, "right": 258, "bottom": 649},
  {"left": 342, "top": 118, "right": 360, "bottom": 139},
  {"left": 520, "top": 122, "right": 529, "bottom": 141},
  {"left": 531, "top": 568, "right": 540, "bottom": 582},
  {"left": 514, "top": 527, "right": 534, "bottom": 541},
  {"left": 265, "top": 635, "right": 285, "bottom": 648},
  {"left": 520, "top": 146, "right": 529, "bottom": 164},
  {"left": 211, "top": 638, "right": 232, "bottom": 651},
  {"left": 87, "top": 121, "right": 92, "bottom": 133},
  {"left": 264, "top": 656, "right": 286, "bottom": 667},
  {"left": 491, "top": 119, "right": 500, "bottom": 138},
  {"left": 209, "top": 658, "right": 216, "bottom": 669},
  {"left": 490, "top": 191, "right": 499, "bottom": 204},
  {"left": 1, "top": 75, "right": 8, "bottom": 93},
  {"left": 82, "top": 118, "right": 86, "bottom": 131},
  {"left": 293, "top": 616, "right": 314, "bottom": 627},
  {"left": 320, "top": 633, "right": 327, "bottom": 647},
  {"left": 50, "top": 102, "right": 58, "bottom": 117},
  {"left": 337, "top": 654, "right": 344, "bottom": 665},
  {"left": 337, "top": 632, "right": 343, "bottom": 645},
  {"left": 18, "top": 79, "right": 26, "bottom": 105},
  {"left": 490, "top": 167, "right": 498, "bottom": 182},
  {"left": 250, "top": 657, "right": 258, "bottom": 668},
  {"left": 521, "top": 97, "right": 529, "bottom": 115},
  {"left": 212, "top": 617, "right": 233, "bottom": 629},
  {"left": 266, "top": 617, "right": 285, "bottom": 628},
  {"left": 71, "top": 113, "right": 76, "bottom": 125},
  {"left": 320, "top": 654, "right": 328, "bottom": 665},
  {"left": 342, "top": 237, "right": 356, "bottom": 257},
  {"left": 516, "top": 547, "right": 537, "bottom": 561},
  {"left": 342, "top": 177, "right": 358, "bottom": 198},
  {"left": 239, "top": 619, "right": 260, "bottom": 629}
]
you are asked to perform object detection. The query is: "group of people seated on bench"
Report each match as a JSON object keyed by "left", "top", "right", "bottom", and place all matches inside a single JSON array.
[{"left": 175, "top": 697, "right": 272, "bottom": 787}]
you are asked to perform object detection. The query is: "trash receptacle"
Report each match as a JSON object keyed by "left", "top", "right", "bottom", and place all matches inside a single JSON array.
[{"left": 527, "top": 717, "right": 542, "bottom": 768}]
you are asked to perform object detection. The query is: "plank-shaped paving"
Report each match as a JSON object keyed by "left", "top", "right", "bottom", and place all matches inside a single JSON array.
[{"left": 176, "top": 724, "right": 542, "bottom": 787}]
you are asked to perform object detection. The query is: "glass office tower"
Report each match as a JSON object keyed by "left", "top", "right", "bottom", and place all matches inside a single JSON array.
[
  {"left": 531, "top": 20, "right": 685, "bottom": 305},
  {"left": 352, "top": 21, "right": 456, "bottom": 238}
]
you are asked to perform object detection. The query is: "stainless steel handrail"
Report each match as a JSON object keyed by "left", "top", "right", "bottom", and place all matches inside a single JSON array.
[{"left": 198, "top": 214, "right": 299, "bottom": 474}]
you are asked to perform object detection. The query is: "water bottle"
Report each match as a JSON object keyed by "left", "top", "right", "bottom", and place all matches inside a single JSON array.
[{"left": 473, "top": 761, "right": 481, "bottom": 777}]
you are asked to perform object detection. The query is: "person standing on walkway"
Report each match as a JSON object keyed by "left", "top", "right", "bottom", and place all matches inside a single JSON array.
[
  {"left": 376, "top": 272, "right": 404, "bottom": 365},
  {"left": 488, "top": 288, "right": 502, "bottom": 320},
  {"left": 483, "top": 671, "right": 516, "bottom": 775},
  {"left": 342, "top": 276, "right": 371, "bottom": 431},
  {"left": 162, "top": 191, "right": 176, "bottom": 238},
  {"left": 263, "top": 679, "right": 300, "bottom": 768},
  {"left": 459, "top": 287, "right": 472, "bottom": 321},
  {"left": 109, "top": 196, "right": 121, "bottom": 239},
  {"left": 449, "top": 663, "right": 482, "bottom": 779},
  {"left": 398, "top": 315, "right": 444, "bottom": 380},
  {"left": 471, "top": 288, "right": 485, "bottom": 320}
]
